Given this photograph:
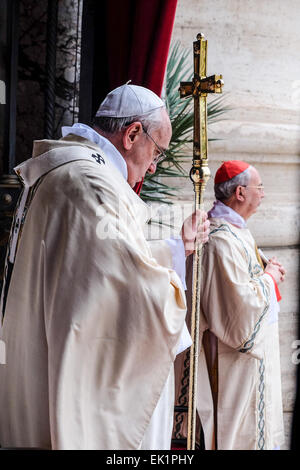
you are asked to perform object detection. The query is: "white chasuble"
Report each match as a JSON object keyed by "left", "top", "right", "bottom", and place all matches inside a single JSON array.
[
  {"left": 0, "top": 135, "right": 187, "bottom": 450},
  {"left": 198, "top": 218, "right": 284, "bottom": 450}
]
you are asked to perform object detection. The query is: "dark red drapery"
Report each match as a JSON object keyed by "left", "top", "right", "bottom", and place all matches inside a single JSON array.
[
  {"left": 105, "top": 0, "right": 178, "bottom": 96},
  {"left": 103, "top": 0, "right": 178, "bottom": 195}
]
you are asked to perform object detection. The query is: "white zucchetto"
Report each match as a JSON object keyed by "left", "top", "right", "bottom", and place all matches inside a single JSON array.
[{"left": 95, "top": 84, "right": 165, "bottom": 118}]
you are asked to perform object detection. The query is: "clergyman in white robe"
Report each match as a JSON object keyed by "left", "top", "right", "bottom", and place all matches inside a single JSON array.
[
  {"left": 197, "top": 200, "right": 285, "bottom": 450},
  {"left": 0, "top": 125, "right": 191, "bottom": 450}
]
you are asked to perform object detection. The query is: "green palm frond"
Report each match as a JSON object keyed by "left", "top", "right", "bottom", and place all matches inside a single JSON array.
[{"left": 140, "top": 41, "right": 230, "bottom": 204}]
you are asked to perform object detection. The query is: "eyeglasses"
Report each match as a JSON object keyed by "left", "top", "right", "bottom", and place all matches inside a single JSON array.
[
  {"left": 142, "top": 125, "right": 167, "bottom": 165},
  {"left": 242, "top": 184, "right": 264, "bottom": 192}
]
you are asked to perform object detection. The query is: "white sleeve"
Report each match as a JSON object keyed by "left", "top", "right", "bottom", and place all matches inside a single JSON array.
[
  {"left": 176, "top": 321, "right": 193, "bottom": 355},
  {"left": 165, "top": 236, "right": 187, "bottom": 290},
  {"left": 164, "top": 237, "right": 192, "bottom": 354}
]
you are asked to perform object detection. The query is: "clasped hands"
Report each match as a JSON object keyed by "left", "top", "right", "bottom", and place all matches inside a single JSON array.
[{"left": 265, "top": 257, "right": 286, "bottom": 284}]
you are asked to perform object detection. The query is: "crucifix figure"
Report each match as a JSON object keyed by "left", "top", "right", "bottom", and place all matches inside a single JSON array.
[{"left": 179, "top": 32, "right": 223, "bottom": 450}]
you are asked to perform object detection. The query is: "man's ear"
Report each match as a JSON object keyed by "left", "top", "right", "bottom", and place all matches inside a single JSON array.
[
  {"left": 122, "top": 121, "right": 143, "bottom": 150},
  {"left": 236, "top": 185, "right": 246, "bottom": 202}
]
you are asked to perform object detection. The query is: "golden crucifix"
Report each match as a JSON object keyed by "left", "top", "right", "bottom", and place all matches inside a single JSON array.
[{"left": 179, "top": 33, "right": 223, "bottom": 450}]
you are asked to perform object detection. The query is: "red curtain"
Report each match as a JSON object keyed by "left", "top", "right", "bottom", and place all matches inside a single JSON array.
[
  {"left": 104, "top": 0, "right": 178, "bottom": 194},
  {"left": 105, "top": 0, "right": 178, "bottom": 96}
]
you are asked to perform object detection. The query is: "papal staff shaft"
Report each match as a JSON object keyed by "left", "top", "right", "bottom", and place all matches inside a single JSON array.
[{"left": 179, "top": 33, "right": 223, "bottom": 450}]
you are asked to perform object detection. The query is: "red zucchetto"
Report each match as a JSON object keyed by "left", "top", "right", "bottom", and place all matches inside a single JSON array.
[{"left": 215, "top": 160, "right": 250, "bottom": 184}]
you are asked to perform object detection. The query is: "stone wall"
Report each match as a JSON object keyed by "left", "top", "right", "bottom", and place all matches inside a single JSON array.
[{"left": 169, "top": 0, "right": 300, "bottom": 449}]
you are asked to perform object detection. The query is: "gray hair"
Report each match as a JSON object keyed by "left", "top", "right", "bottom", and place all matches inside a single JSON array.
[
  {"left": 93, "top": 107, "right": 165, "bottom": 135},
  {"left": 214, "top": 166, "right": 252, "bottom": 201}
]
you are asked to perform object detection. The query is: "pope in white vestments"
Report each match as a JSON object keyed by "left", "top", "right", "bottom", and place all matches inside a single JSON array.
[{"left": 0, "top": 85, "right": 208, "bottom": 450}]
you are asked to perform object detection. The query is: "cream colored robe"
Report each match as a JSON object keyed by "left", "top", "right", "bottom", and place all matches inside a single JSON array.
[
  {"left": 0, "top": 136, "right": 187, "bottom": 450},
  {"left": 198, "top": 218, "right": 284, "bottom": 450}
]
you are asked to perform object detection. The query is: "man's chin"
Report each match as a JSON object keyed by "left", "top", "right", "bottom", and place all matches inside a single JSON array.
[
  {"left": 128, "top": 174, "right": 143, "bottom": 188},
  {"left": 129, "top": 179, "right": 142, "bottom": 189}
]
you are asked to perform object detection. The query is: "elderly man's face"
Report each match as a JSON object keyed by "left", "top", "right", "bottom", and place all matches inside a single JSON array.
[
  {"left": 125, "top": 108, "right": 172, "bottom": 187},
  {"left": 242, "top": 166, "right": 265, "bottom": 219}
]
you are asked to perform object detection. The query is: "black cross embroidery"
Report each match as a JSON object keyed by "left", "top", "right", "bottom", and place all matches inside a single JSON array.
[{"left": 91, "top": 153, "right": 105, "bottom": 165}]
